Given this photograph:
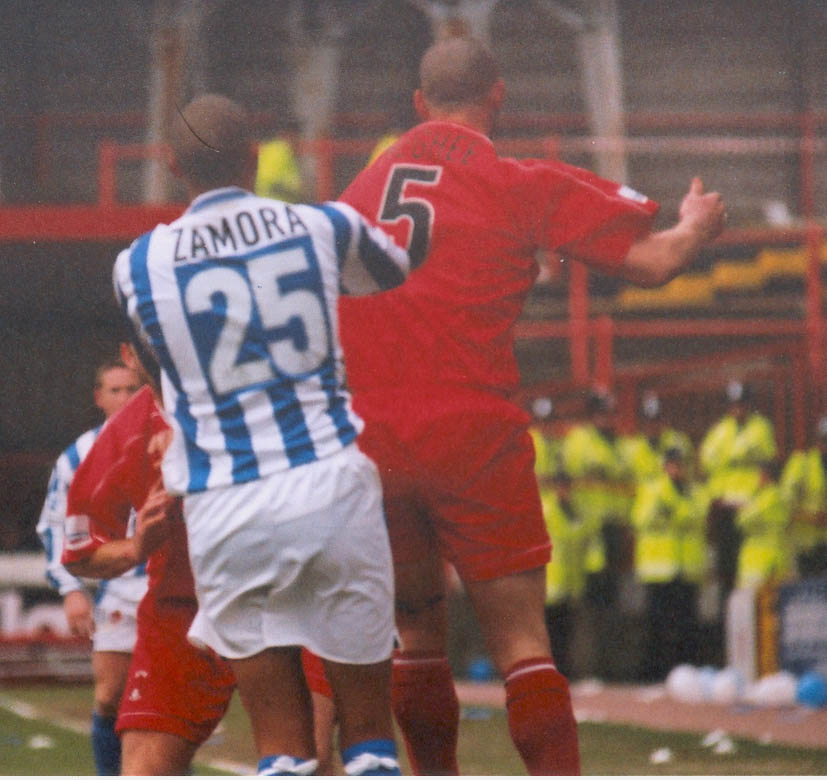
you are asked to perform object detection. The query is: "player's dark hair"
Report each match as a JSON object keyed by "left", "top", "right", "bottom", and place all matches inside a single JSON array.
[
  {"left": 419, "top": 36, "right": 500, "bottom": 107},
  {"left": 171, "top": 94, "right": 253, "bottom": 190},
  {"left": 94, "top": 357, "right": 128, "bottom": 388}
]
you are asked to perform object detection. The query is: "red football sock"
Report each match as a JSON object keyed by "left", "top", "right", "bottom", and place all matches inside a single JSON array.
[
  {"left": 505, "top": 657, "right": 581, "bottom": 776},
  {"left": 391, "top": 651, "right": 460, "bottom": 775}
]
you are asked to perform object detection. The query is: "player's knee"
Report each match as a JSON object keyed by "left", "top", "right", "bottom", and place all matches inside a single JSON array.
[
  {"left": 121, "top": 731, "right": 196, "bottom": 776},
  {"left": 93, "top": 690, "right": 121, "bottom": 719}
]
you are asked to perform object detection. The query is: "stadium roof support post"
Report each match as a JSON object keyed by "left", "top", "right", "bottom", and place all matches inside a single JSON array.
[
  {"left": 404, "top": 0, "right": 499, "bottom": 44},
  {"left": 538, "top": 0, "right": 628, "bottom": 184},
  {"left": 574, "top": 0, "right": 628, "bottom": 186},
  {"left": 287, "top": 1, "right": 350, "bottom": 193},
  {"left": 539, "top": 0, "right": 626, "bottom": 366}
]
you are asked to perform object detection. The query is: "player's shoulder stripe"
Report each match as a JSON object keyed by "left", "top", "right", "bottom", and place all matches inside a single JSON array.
[
  {"left": 64, "top": 441, "right": 81, "bottom": 471},
  {"left": 356, "top": 223, "right": 406, "bottom": 290},
  {"left": 308, "top": 203, "right": 353, "bottom": 267},
  {"left": 63, "top": 427, "right": 100, "bottom": 471}
]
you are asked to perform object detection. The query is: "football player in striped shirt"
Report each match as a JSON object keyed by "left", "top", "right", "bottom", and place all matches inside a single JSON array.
[
  {"left": 114, "top": 94, "right": 411, "bottom": 776},
  {"left": 339, "top": 35, "right": 725, "bottom": 775},
  {"left": 37, "top": 358, "right": 147, "bottom": 775}
]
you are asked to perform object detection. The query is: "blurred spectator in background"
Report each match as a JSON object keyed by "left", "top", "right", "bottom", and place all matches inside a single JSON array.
[
  {"left": 699, "top": 380, "right": 777, "bottom": 603},
  {"left": 36, "top": 357, "right": 147, "bottom": 775},
  {"left": 780, "top": 414, "right": 827, "bottom": 578},
  {"left": 734, "top": 460, "right": 793, "bottom": 589},
  {"left": 631, "top": 447, "right": 707, "bottom": 681},
  {"left": 561, "top": 387, "right": 633, "bottom": 679},
  {"left": 540, "top": 465, "right": 589, "bottom": 681},
  {"left": 619, "top": 390, "right": 695, "bottom": 485},
  {"left": 529, "top": 396, "right": 561, "bottom": 481},
  {"left": 367, "top": 131, "right": 402, "bottom": 166},
  {"left": 254, "top": 126, "right": 305, "bottom": 202}
]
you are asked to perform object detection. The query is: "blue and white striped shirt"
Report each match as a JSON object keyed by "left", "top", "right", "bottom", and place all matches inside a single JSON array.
[
  {"left": 37, "top": 427, "right": 147, "bottom": 603},
  {"left": 114, "top": 188, "right": 410, "bottom": 495}
]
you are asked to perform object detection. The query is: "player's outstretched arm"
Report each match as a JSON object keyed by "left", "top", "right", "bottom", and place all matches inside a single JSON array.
[
  {"left": 64, "top": 538, "right": 142, "bottom": 580},
  {"left": 621, "top": 177, "right": 725, "bottom": 287},
  {"left": 326, "top": 202, "right": 411, "bottom": 296},
  {"left": 64, "top": 484, "right": 173, "bottom": 580}
]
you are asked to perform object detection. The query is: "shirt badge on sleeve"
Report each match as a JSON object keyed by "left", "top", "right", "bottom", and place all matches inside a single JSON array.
[{"left": 64, "top": 514, "right": 92, "bottom": 550}]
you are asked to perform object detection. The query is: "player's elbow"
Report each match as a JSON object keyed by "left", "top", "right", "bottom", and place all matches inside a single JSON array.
[
  {"left": 64, "top": 558, "right": 93, "bottom": 578},
  {"left": 619, "top": 257, "right": 675, "bottom": 288}
]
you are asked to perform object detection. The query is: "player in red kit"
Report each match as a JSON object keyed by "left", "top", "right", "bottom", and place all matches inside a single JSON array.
[
  {"left": 61, "top": 373, "right": 236, "bottom": 775},
  {"left": 339, "top": 36, "right": 726, "bottom": 776},
  {"left": 61, "top": 346, "right": 337, "bottom": 774}
]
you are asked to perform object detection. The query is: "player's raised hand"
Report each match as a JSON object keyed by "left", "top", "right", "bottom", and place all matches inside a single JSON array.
[
  {"left": 678, "top": 177, "right": 726, "bottom": 243},
  {"left": 133, "top": 477, "right": 174, "bottom": 560},
  {"left": 147, "top": 429, "right": 173, "bottom": 470}
]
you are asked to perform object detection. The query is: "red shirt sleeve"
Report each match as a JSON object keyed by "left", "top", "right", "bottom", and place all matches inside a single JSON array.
[
  {"left": 516, "top": 158, "right": 660, "bottom": 273},
  {"left": 61, "top": 387, "right": 158, "bottom": 565}
]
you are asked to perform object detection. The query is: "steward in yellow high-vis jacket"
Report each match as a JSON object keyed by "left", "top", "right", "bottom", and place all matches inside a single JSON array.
[
  {"left": 699, "top": 381, "right": 777, "bottom": 506},
  {"left": 630, "top": 448, "right": 707, "bottom": 681},
  {"left": 618, "top": 391, "right": 695, "bottom": 485},
  {"left": 779, "top": 415, "right": 827, "bottom": 578},
  {"left": 540, "top": 469, "right": 590, "bottom": 679},
  {"left": 254, "top": 135, "right": 304, "bottom": 203},
  {"left": 561, "top": 389, "right": 632, "bottom": 680},
  {"left": 735, "top": 462, "right": 793, "bottom": 589},
  {"left": 529, "top": 397, "right": 561, "bottom": 481},
  {"left": 561, "top": 389, "right": 633, "bottom": 598},
  {"left": 699, "top": 381, "right": 777, "bottom": 603}
]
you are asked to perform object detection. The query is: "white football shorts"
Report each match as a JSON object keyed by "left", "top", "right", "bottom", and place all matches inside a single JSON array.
[
  {"left": 91, "top": 570, "right": 146, "bottom": 653},
  {"left": 184, "top": 444, "right": 395, "bottom": 664},
  {"left": 92, "top": 600, "right": 138, "bottom": 653}
]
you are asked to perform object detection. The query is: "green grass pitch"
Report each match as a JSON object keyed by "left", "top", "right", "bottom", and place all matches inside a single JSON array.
[{"left": 2, "top": 683, "right": 826, "bottom": 775}]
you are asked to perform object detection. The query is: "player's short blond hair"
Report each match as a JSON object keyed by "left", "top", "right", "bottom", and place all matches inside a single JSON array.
[{"left": 419, "top": 36, "right": 499, "bottom": 108}]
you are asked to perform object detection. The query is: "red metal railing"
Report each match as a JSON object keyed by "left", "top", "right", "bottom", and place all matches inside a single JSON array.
[{"left": 2, "top": 112, "right": 825, "bottom": 450}]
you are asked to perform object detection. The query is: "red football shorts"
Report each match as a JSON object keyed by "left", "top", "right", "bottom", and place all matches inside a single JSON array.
[
  {"left": 302, "top": 648, "right": 333, "bottom": 699},
  {"left": 352, "top": 388, "right": 551, "bottom": 583},
  {"left": 116, "top": 608, "right": 235, "bottom": 744}
]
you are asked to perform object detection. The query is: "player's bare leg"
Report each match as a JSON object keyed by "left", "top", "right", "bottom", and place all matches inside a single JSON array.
[
  {"left": 322, "top": 657, "right": 400, "bottom": 774},
  {"left": 91, "top": 651, "right": 132, "bottom": 718},
  {"left": 464, "top": 567, "right": 551, "bottom": 670},
  {"left": 121, "top": 730, "right": 198, "bottom": 775},
  {"left": 393, "top": 551, "right": 450, "bottom": 653},
  {"left": 466, "top": 566, "right": 581, "bottom": 775},
  {"left": 229, "top": 646, "right": 317, "bottom": 774},
  {"left": 391, "top": 552, "right": 460, "bottom": 774},
  {"left": 311, "top": 690, "right": 337, "bottom": 775}
]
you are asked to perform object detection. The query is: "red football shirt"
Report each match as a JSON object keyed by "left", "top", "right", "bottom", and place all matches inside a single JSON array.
[
  {"left": 339, "top": 120, "right": 659, "bottom": 396},
  {"left": 62, "top": 385, "right": 195, "bottom": 613}
]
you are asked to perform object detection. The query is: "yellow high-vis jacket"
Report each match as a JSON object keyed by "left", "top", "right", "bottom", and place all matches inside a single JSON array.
[
  {"left": 699, "top": 412, "right": 777, "bottom": 505},
  {"left": 541, "top": 488, "right": 591, "bottom": 605},
  {"left": 631, "top": 473, "right": 708, "bottom": 584},
  {"left": 255, "top": 138, "right": 303, "bottom": 203},
  {"left": 780, "top": 447, "right": 827, "bottom": 555},
  {"left": 562, "top": 423, "right": 632, "bottom": 573},
  {"left": 618, "top": 428, "right": 695, "bottom": 484},
  {"left": 735, "top": 482, "right": 793, "bottom": 589},
  {"left": 530, "top": 426, "right": 561, "bottom": 479}
]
